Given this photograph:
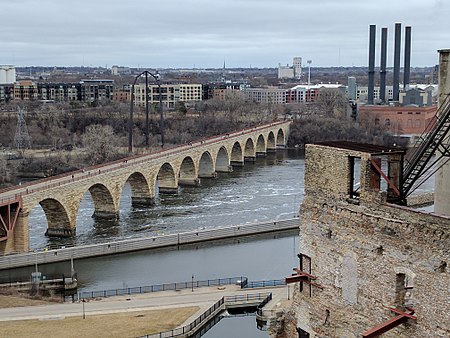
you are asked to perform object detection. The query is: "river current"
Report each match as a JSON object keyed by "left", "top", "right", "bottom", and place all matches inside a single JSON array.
[{"left": 28, "top": 149, "right": 305, "bottom": 250}]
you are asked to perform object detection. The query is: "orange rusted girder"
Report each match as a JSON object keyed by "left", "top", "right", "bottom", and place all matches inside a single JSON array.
[
  {"left": 285, "top": 268, "right": 324, "bottom": 289},
  {"left": 0, "top": 198, "right": 22, "bottom": 242},
  {"left": 362, "top": 308, "right": 416, "bottom": 338}
]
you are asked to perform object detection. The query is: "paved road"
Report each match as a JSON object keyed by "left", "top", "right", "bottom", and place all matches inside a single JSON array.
[{"left": 0, "top": 285, "right": 290, "bottom": 323}]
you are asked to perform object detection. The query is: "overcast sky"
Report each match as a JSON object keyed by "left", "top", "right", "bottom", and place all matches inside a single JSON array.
[{"left": 1, "top": 0, "right": 449, "bottom": 68}]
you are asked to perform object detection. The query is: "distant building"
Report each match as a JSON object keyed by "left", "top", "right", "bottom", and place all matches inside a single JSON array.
[
  {"left": 359, "top": 104, "right": 437, "bottom": 135},
  {"left": 348, "top": 76, "right": 357, "bottom": 100},
  {"left": 38, "top": 83, "right": 82, "bottom": 101},
  {"left": 278, "top": 57, "right": 302, "bottom": 80},
  {"left": 133, "top": 83, "right": 202, "bottom": 109},
  {"left": 13, "top": 80, "right": 38, "bottom": 101},
  {"left": 80, "top": 79, "right": 114, "bottom": 102},
  {"left": 243, "top": 87, "right": 287, "bottom": 104},
  {"left": 287, "top": 83, "right": 347, "bottom": 103},
  {"left": 111, "top": 65, "right": 131, "bottom": 76},
  {"left": 0, "top": 65, "right": 16, "bottom": 84}
]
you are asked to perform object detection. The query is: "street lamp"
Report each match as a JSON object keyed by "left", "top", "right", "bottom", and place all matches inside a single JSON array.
[
  {"left": 129, "top": 70, "right": 164, "bottom": 153},
  {"left": 307, "top": 60, "right": 312, "bottom": 86}
]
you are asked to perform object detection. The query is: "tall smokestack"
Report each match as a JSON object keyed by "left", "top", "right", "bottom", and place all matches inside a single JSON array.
[
  {"left": 403, "top": 26, "right": 412, "bottom": 90},
  {"left": 368, "top": 24, "right": 376, "bottom": 104},
  {"left": 380, "top": 27, "right": 388, "bottom": 103},
  {"left": 393, "top": 23, "right": 401, "bottom": 101}
]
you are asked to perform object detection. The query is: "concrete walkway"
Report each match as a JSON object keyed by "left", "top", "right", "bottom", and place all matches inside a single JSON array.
[{"left": 0, "top": 285, "right": 289, "bottom": 323}]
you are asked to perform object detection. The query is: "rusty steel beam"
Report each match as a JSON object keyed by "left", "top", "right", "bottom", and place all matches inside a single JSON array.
[
  {"left": 0, "top": 199, "right": 22, "bottom": 242},
  {"left": 362, "top": 308, "right": 416, "bottom": 338},
  {"left": 370, "top": 159, "right": 401, "bottom": 197}
]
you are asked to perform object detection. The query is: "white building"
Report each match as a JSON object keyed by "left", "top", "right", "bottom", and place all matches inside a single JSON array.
[
  {"left": 278, "top": 57, "right": 302, "bottom": 80},
  {"left": 0, "top": 65, "right": 16, "bottom": 84}
]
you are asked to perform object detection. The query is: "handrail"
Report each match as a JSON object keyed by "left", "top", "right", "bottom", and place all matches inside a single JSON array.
[
  {"left": 140, "top": 292, "right": 272, "bottom": 338},
  {"left": 76, "top": 276, "right": 247, "bottom": 301}
]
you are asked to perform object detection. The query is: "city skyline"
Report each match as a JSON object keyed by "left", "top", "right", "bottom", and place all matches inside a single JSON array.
[{"left": 1, "top": 0, "right": 449, "bottom": 68}]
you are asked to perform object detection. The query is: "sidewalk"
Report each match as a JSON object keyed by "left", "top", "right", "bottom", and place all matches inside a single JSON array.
[{"left": 0, "top": 284, "right": 288, "bottom": 323}]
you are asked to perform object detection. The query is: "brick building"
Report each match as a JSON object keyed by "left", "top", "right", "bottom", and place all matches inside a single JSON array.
[{"left": 359, "top": 104, "right": 437, "bottom": 135}]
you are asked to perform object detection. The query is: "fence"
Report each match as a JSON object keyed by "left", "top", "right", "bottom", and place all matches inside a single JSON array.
[
  {"left": 141, "top": 292, "right": 272, "bottom": 338},
  {"left": 77, "top": 276, "right": 246, "bottom": 301}
]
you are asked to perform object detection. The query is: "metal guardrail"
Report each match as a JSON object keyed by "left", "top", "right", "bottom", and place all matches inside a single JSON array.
[
  {"left": 0, "top": 218, "right": 299, "bottom": 269},
  {"left": 77, "top": 277, "right": 246, "bottom": 301},
  {"left": 141, "top": 292, "right": 272, "bottom": 338}
]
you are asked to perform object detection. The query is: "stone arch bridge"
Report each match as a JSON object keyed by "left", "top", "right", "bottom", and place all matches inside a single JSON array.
[{"left": 0, "top": 121, "right": 290, "bottom": 254}]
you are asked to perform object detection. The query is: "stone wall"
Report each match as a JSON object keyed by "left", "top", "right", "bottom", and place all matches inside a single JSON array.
[{"left": 284, "top": 144, "right": 450, "bottom": 338}]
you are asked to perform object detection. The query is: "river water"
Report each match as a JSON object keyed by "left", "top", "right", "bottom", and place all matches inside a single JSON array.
[
  {"left": 6, "top": 150, "right": 304, "bottom": 290},
  {"left": 28, "top": 149, "right": 305, "bottom": 250}
]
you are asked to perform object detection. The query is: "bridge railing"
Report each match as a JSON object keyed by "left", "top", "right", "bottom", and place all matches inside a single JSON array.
[
  {"left": 140, "top": 292, "right": 272, "bottom": 338},
  {"left": 76, "top": 276, "right": 247, "bottom": 301},
  {"left": 0, "top": 120, "right": 289, "bottom": 203}
]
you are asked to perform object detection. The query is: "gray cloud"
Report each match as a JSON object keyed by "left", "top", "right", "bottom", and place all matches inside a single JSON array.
[{"left": 1, "top": 0, "right": 448, "bottom": 67}]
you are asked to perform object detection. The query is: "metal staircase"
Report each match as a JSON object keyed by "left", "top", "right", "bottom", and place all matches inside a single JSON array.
[{"left": 403, "top": 94, "right": 450, "bottom": 197}]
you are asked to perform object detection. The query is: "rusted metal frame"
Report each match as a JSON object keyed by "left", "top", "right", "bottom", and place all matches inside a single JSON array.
[
  {"left": 0, "top": 200, "right": 22, "bottom": 242},
  {"left": 293, "top": 268, "right": 317, "bottom": 279},
  {"left": 286, "top": 269, "right": 324, "bottom": 289},
  {"left": 387, "top": 307, "right": 417, "bottom": 320},
  {"left": 370, "top": 159, "right": 401, "bottom": 197},
  {"left": 362, "top": 308, "right": 416, "bottom": 338}
]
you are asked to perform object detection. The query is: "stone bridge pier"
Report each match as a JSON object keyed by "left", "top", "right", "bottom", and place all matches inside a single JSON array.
[{"left": 0, "top": 121, "right": 290, "bottom": 253}]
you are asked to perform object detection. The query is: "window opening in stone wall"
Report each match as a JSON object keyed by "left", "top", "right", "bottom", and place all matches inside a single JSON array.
[
  {"left": 395, "top": 273, "right": 415, "bottom": 308},
  {"left": 299, "top": 253, "right": 312, "bottom": 296},
  {"left": 348, "top": 156, "right": 361, "bottom": 201}
]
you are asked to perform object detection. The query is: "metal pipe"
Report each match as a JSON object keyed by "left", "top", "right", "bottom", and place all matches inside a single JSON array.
[
  {"left": 368, "top": 25, "right": 376, "bottom": 104},
  {"left": 393, "top": 23, "right": 401, "bottom": 101},
  {"left": 380, "top": 27, "right": 388, "bottom": 103},
  {"left": 404, "top": 26, "right": 412, "bottom": 90}
]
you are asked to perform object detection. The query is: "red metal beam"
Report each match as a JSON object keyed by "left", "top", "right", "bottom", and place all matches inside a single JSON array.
[
  {"left": 370, "top": 159, "right": 401, "bottom": 197},
  {"left": 362, "top": 308, "right": 416, "bottom": 338}
]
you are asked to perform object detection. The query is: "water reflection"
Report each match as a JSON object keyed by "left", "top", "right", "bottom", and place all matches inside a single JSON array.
[{"left": 196, "top": 310, "right": 268, "bottom": 338}]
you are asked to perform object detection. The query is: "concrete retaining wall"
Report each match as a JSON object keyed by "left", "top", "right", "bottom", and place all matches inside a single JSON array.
[{"left": 0, "top": 218, "right": 299, "bottom": 270}]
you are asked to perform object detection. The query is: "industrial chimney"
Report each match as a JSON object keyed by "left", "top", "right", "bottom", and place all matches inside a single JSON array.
[
  {"left": 403, "top": 26, "right": 412, "bottom": 90},
  {"left": 393, "top": 23, "right": 401, "bottom": 101},
  {"left": 368, "top": 25, "right": 376, "bottom": 104},
  {"left": 434, "top": 49, "right": 450, "bottom": 216},
  {"left": 379, "top": 27, "right": 388, "bottom": 103}
]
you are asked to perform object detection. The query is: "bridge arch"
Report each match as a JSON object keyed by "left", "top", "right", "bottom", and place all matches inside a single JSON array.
[
  {"left": 179, "top": 156, "right": 200, "bottom": 186},
  {"left": 38, "top": 198, "right": 73, "bottom": 237},
  {"left": 87, "top": 183, "right": 118, "bottom": 219},
  {"left": 124, "top": 171, "right": 153, "bottom": 206},
  {"left": 198, "top": 151, "right": 216, "bottom": 178},
  {"left": 215, "top": 146, "right": 232, "bottom": 173},
  {"left": 157, "top": 162, "right": 178, "bottom": 194},
  {"left": 256, "top": 134, "right": 266, "bottom": 157},
  {"left": 231, "top": 141, "right": 244, "bottom": 166},
  {"left": 276, "top": 129, "right": 286, "bottom": 147},
  {"left": 267, "top": 132, "right": 276, "bottom": 152},
  {"left": 244, "top": 138, "right": 256, "bottom": 162}
]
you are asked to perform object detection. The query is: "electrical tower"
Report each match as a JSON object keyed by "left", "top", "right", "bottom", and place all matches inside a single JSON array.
[{"left": 14, "top": 106, "right": 31, "bottom": 152}]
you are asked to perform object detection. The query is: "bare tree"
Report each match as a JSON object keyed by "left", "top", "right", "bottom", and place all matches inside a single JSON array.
[
  {"left": 315, "top": 89, "right": 348, "bottom": 117},
  {"left": 82, "top": 124, "right": 119, "bottom": 165}
]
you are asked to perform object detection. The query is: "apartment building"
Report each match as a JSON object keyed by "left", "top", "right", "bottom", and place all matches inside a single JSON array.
[
  {"left": 133, "top": 83, "right": 202, "bottom": 109},
  {"left": 243, "top": 87, "right": 287, "bottom": 104}
]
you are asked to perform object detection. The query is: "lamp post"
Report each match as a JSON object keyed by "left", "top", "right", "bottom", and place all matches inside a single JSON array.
[
  {"left": 129, "top": 70, "right": 164, "bottom": 153},
  {"left": 307, "top": 60, "right": 312, "bottom": 86}
]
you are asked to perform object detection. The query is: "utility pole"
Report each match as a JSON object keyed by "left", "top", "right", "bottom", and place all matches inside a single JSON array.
[{"left": 14, "top": 106, "right": 31, "bottom": 155}]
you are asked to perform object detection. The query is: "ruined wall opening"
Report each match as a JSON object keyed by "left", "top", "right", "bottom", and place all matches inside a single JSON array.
[{"left": 348, "top": 156, "right": 361, "bottom": 201}]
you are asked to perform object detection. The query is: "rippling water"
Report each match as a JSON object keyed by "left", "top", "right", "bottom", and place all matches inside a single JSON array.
[{"left": 28, "top": 149, "right": 305, "bottom": 250}]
